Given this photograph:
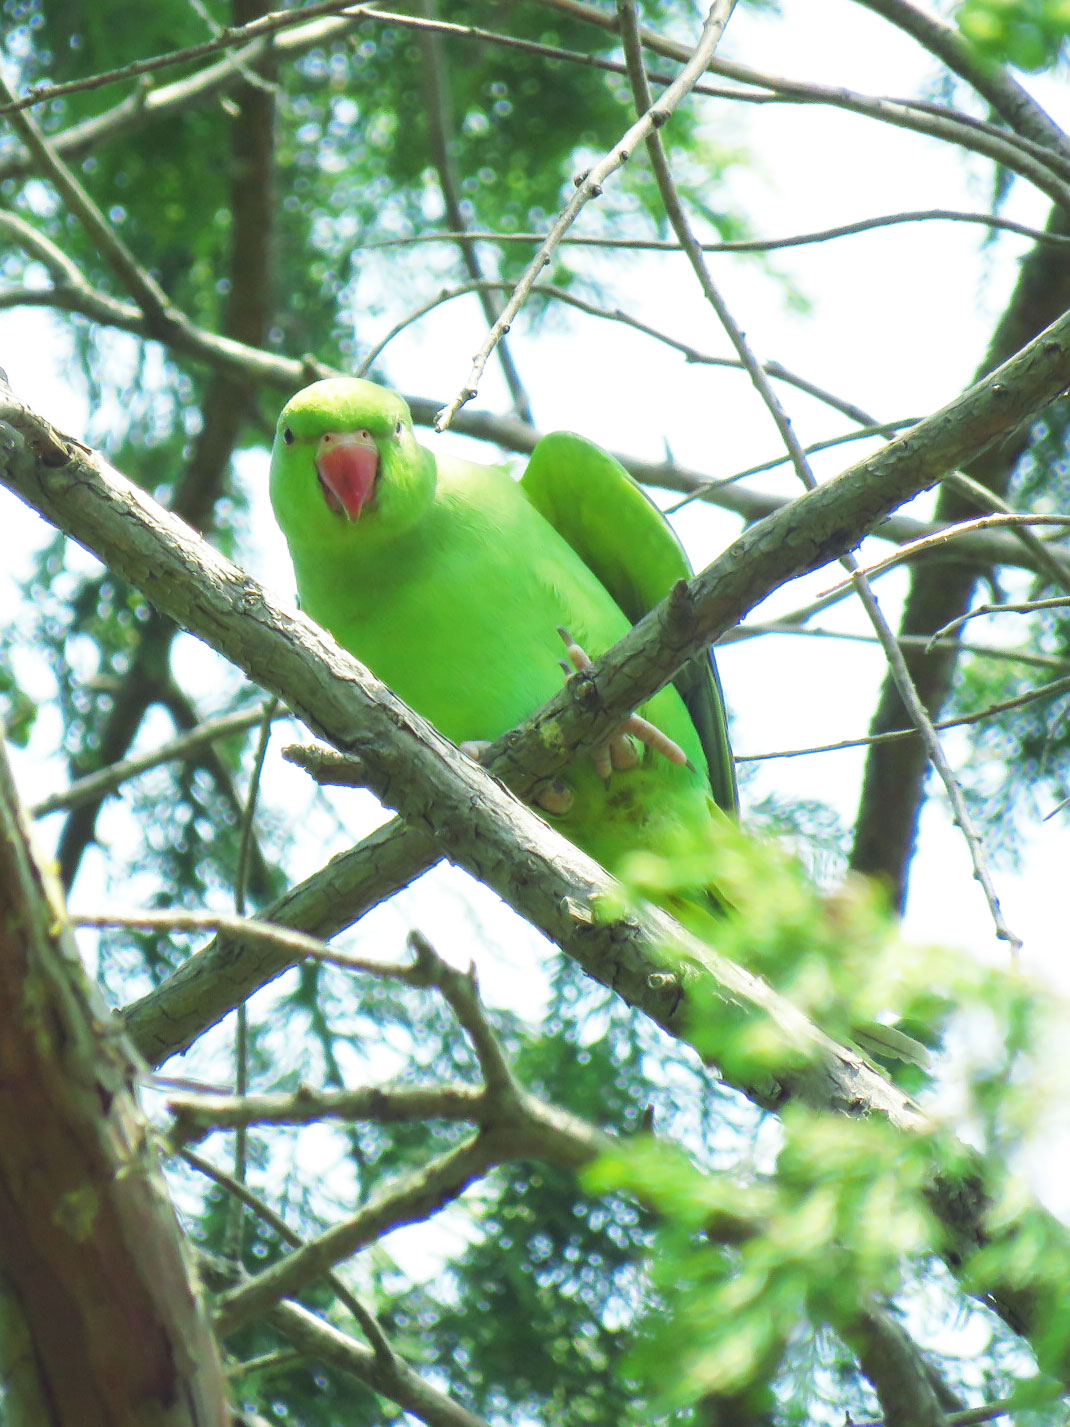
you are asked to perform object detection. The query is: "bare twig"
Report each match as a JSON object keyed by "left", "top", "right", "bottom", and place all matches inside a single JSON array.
[
  {"left": 735, "top": 672, "right": 1070, "bottom": 762},
  {"left": 930, "top": 595, "right": 1070, "bottom": 648},
  {"left": 226, "top": 692, "right": 277, "bottom": 1259},
  {"left": 171, "top": 1083, "right": 486, "bottom": 1141},
  {"left": 851, "top": 0, "right": 1070, "bottom": 156},
  {"left": 417, "top": 0, "right": 532, "bottom": 423},
  {"left": 618, "top": 0, "right": 1020, "bottom": 953},
  {"left": 362, "top": 276, "right": 882, "bottom": 425},
  {"left": 724, "top": 621, "right": 1070, "bottom": 675},
  {"left": 72, "top": 908, "right": 430, "bottom": 978},
  {"left": 31, "top": 706, "right": 278, "bottom": 817},
  {"left": 536, "top": 0, "right": 1070, "bottom": 204},
  {"left": 358, "top": 209, "right": 1070, "bottom": 255},
  {"left": 0, "top": 74, "right": 179, "bottom": 333},
  {"left": 944, "top": 473, "right": 1070, "bottom": 594},
  {"left": 435, "top": 0, "right": 738, "bottom": 428},
  {"left": 826, "top": 514, "right": 1070, "bottom": 594},
  {"left": 181, "top": 1147, "right": 397, "bottom": 1362},
  {"left": 0, "top": 0, "right": 373, "bottom": 115}
]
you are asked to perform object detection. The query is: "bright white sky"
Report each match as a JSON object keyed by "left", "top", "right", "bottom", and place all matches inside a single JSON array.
[{"left": 3, "top": 0, "right": 1070, "bottom": 1215}]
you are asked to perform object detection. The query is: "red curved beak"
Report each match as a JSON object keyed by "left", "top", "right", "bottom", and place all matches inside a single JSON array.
[{"left": 315, "top": 429, "right": 379, "bottom": 520}]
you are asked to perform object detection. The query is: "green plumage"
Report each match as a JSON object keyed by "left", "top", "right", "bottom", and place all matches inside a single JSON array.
[{"left": 269, "top": 377, "right": 735, "bottom": 878}]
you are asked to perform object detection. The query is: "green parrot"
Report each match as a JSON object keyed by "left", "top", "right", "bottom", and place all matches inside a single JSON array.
[
  {"left": 268, "top": 377, "right": 932, "bottom": 1069},
  {"left": 268, "top": 377, "right": 736, "bottom": 880}
]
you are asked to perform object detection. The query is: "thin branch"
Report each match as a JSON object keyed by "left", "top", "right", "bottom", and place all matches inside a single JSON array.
[
  {"left": 417, "top": 0, "right": 532, "bottom": 423},
  {"left": 268, "top": 1299, "right": 495, "bottom": 1427},
  {"left": 943, "top": 470, "right": 1070, "bottom": 595},
  {"left": 31, "top": 706, "right": 278, "bottom": 817},
  {"left": 122, "top": 817, "right": 442, "bottom": 1067},
  {"left": 665, "top": 420, "right": 922, "bottom": 512},
  {"left": 181, "top": 1147, "right": 397, "bottom": 1363},
  {"left": 407, "top": 930, "right": 517, "bottom": 1097},
  {"left": 620, "top": 0, "right": 1018, "bottom": 951},
  {"left": 191, "top": 1160, "right": 505, "bottom": 1427},
  {"left": 851, "top": 0, "right": 1070, "bottom": 157},
  {"left": 0, "top": 208, "right": 86, "bottom": 287},
  {"left": 828, "top": 514, "right": 1070, "bottom": 593},
  {"left": 171, "top": 1083, "right": 486, "bottom": 1141},
  {"left": 435, "top": 0, "right": 738, "bottom": 428},
  {"left": 358, "top": 209, "right": 1070, "bottom": 255},
  {"left": 931, "top": 595, "right": 1070, "bottom": 647},
  {"left": 72, "top": 908, "right": 440, "bottom": 980},
  {"left": 226, "top": 691, "right": 277, "bottom": 1258},
  {"left": 851, "top": 1390, "right": 1066, "bottom": 1426},
  {"left": 0, "top": 0, "right": 374, "bottom": 116},
  {"left": 213, "top": 1133, "right": 499, "bottom": 1335},
  {"left": 235, "top": 701, "right": 277, "bottom": 917},
  {"left": 535, "top": 0, "right": 1070, "bottom": 205},
  {"left": 724, "top": 621, "right": 1070, "bottom": 675},
  {"left": 735, "top": 672, "right": 1070, "bottom": 762},
  {"left": 0, "top": 74, "right": 179, "bottom": 334},
  {"left": 361, "top": 276, "right": 880, "bottom": 424}
]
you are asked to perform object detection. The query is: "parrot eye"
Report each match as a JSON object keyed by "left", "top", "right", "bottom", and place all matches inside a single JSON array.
[
  {"left": 395, "top": 419, "right": 403, "bottom": 437},
  {"left": 282, "top": 426, "right": 294, "bottom": 445}
]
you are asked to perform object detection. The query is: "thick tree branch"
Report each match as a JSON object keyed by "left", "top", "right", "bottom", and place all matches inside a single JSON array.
[
  {"left": 846, "top": 1303, "right": 952, "bottom": 1427},
  {"left": 0, "top": 732, "right": 228, "bottom": 1425}
]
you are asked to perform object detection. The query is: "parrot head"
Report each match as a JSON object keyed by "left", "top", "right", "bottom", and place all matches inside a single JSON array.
[{"left": 270, "top": 378, "right": 436, "bottom": 548}]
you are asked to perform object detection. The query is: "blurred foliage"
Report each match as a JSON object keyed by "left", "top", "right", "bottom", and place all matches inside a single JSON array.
[{"left": 958, "top": 0, "right": 1070, "bottom": 70}]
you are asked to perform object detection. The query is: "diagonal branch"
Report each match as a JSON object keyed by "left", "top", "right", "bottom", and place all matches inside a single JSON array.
[
  {"left": 0, "top": 73, "right": 178, "bottom": 334},
  {"left": 417, "top": 1, "right": 533, "bottom": 423},
  {"left": 435, "top": 0, "right": 738, "bottom": 428},
  {"left": 851, "top": 0, "right": 1070, "bottom": 156}
]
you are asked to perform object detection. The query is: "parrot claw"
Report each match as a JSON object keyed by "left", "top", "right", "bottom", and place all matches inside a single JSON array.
[
  {"left": 533, "top": 777, "right": 574, "bottom": 816},
  {"left": 609, "top": 734, "right": 639, "bottom": 771},
  {"left": 462, "top": 738, "right": 573, "bottom": 815},
  {"left": 556, "top": 627, "right": 689, "bottom": 772}
]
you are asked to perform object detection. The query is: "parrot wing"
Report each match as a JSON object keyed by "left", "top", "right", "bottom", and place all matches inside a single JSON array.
[{"left": 519, "top": 431, "right": 737, "bottom": 814}]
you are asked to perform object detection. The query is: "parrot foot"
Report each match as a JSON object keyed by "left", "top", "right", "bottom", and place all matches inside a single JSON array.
[
  {"left": 556, "top": 627, "right": 689, "bottom": 774},
  {"left": 460, "top": 739, "right": 574, "bottom": 816}
]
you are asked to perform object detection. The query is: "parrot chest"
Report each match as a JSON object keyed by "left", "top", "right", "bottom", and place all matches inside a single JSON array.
[{"left": 293, "top": 497, "right": 629, "bottom": 745}]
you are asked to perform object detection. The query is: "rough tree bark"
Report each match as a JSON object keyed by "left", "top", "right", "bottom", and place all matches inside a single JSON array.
[{"left": 0, "top": 734, "right": 228, "bottom": 1426}]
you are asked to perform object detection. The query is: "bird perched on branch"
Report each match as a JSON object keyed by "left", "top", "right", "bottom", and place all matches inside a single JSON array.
[
  {"left": 268, "top": 377, "right": 736, "bottom": 878},
  {"left": 269, "top": 378, "right": 933, "bottom": 1070}
]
